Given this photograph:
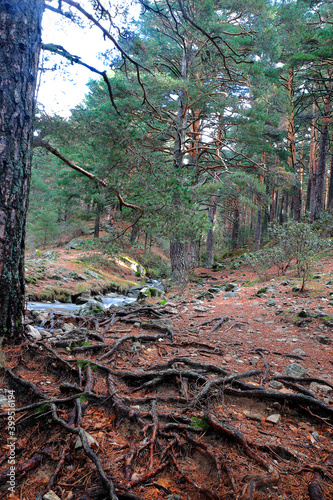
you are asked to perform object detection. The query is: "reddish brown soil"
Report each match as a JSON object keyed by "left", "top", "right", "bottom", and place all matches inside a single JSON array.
[{"left": 1, "top": 254, "right": 333, "bottom": 500}]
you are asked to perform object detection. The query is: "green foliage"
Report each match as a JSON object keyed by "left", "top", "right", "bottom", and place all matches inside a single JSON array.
[
  {"left": 138, "top": 253, "right": 171, "bottom": 279},
  {"left": 191, "top": 416, "right": 210, "bottom": 431},
  {"left": 77, "top": 360, "right": 91, "bottom": 371},
  {"left": 33, "top": 403, "right": 50, "bottom": 414},
  {"left": 244, "top": 221, "right": 332, "bottom": 289}
]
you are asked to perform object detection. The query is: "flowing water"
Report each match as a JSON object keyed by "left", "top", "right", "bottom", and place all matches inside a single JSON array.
[{"left": 26, "top": 279, "right": 163, "bottom": 314}]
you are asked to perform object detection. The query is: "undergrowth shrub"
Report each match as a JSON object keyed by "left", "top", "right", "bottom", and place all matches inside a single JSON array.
[{"left": 244, "top": 221, "right": 332, "bottom": 289}]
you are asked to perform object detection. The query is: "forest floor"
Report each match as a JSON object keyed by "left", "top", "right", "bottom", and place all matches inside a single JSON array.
[{"left": 1, "top": 245, "right": 333, "bottom": 500}]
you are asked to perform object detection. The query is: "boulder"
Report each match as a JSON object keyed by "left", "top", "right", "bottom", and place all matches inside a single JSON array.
[
  {"left": 75, "top": 299, "right": 105, "bottom": 317},
  {"left": 65, "top": 238, "right": 85, "bottom": 249},
  {"left": 138, "top": 286, "right": 165, "bottom": 301},
  {"left": 283, "top": 363, "right": 306, "bottom": 377},
  {"left": 26, "top": 325, "right": 42, "bottom": 340}
]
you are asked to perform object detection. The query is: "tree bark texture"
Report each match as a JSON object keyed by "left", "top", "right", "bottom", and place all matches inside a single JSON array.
[
  {"left": 0, "top": 0, "right": 43, "bottom": 341},
  {"left": 314, "top": 73, "right": 332, "bottom": 219},
  {"left": 206, "top": 193, "right": 218, "bottom": 268}
]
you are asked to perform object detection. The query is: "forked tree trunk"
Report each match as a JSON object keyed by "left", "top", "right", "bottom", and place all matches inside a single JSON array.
[{"left": 0, "top": 1, "right": 43, "bottom": 342}]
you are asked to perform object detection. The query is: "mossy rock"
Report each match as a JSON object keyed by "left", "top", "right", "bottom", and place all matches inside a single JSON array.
[
  {"left": 119, "top": 255, "right": 146, "bottom": 278},
  {"left": 76, "top": 299, "right": 106, "bottom": 317},
  {"left": 65, "top": 238, "right": 85, "bottom": 249}
]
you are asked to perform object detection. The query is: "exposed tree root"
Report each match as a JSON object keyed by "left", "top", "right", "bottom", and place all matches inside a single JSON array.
[{"left": 1, "top": 308, "right": 333, "bottom": 499}]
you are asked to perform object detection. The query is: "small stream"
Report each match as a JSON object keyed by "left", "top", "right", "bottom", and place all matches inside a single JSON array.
[{"left": 27, "top": 280, "right": 163, "bottom": 315}]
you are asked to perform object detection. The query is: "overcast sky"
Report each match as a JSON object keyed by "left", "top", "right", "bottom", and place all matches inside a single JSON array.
[{"left": 37, "top": 2, "right": 138, "bottom": 117}]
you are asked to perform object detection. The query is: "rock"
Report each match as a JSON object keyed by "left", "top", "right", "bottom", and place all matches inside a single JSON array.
[
  {"left": 118, "top": 255, "right": 146, "bottom": 278},
  {"left": 36, "top": 312, "right": 50, "bottom": 322},
  {"left": 283, "top": 363, "right": 306, "bottom": 377},
  {"left": 297, "top": 310, "right": 309, "bottom": 318},
  {"left": 313, "top": 309, "right": 326, "bottom": 317},
  {"left": 292, "top": 286, "right": 300, "bottom": 292},
  {"left": 138, "top": 286, "right": 165, "bottom": 301},
  {"left": 75, "top": 296, "right": 90, "bottom": 305},
  {"left": 84, "top": 269, "right": 103, "bottom": 279},
  {"left": 224, "top": 292, "right": 238, "bottom": 298},
  {"left": 317, "top": 335, "right": 332, "bottom": 345},
  {"left": 144, "top": 318, "right": 173, "bottom": 331},
  {"left": 68, "top": 271, "right": 87, "bottom": 281},
  {"left": 167, "top": 307, "right": 178, "bottom": 314},
  {"left": 269, "top": 381, "right": 283, "bottom": 390},
  {"left": 75, "top": 299, "right": 105, "bottom": 317},
  {"left": 292, "top": 349, "right": 305, "bottom": 356},
  {"left": 312, "top": 431, "right": 320, "bottom": 442},
  {"left": 266, "top": 299, "right": 276, "bottom": 307},
  {"left": 93, "top": 295, "right": 103, "bottom": 303},
  {"left": 323, "top": 316, "right": 333, "bottom": 327},
  {"left": 65, "top": 238, "right": 85, "bottom": 249},
  {"left": 266, "top": 414, "right": 281, "bottom": 424},
  {"left": 309, "top": 382, "right": 332, "bottom": 395},
  {"left": 26, "top": 325, "right": 42, "bottom": 340},
  {"left": 225, "top": 283, "right": 238, "bottom": 292},
  {"left": 75, "top": 431, "right": 99, "bottom": 450},
  {"left": 193, "top": 306, "right": 210, "bottom": 312},
  {"left": 62, "top": 323, "right": 76, "bottom": 333},
  {"left": 40, "top": 330, "right": 53, "bottom": 338},
  {"left": 243, "top": 410, "right": 263, "bottom": 421},
  {"left": 43, "top": 491, "right": 61, "bottom": 500},
  {"left": 197, "top": 291, "right": 215, "bottom": 300}
]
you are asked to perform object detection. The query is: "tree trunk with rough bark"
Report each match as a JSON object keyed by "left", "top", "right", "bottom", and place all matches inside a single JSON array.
[
  {"left": 0, "top": 0, "right": 43, "bottom": 342},
  {"left": 314, "top": 72, "right": 332, "bottom": 219},
  {"left": 328, "top": 133, "right": 333, "bottom": 209}
]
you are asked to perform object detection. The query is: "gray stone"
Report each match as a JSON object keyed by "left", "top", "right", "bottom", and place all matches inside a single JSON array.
[
  {"left": 43, "top": 491, "right": 61, "bottom": 500},
  {"left": 317, "top": 335, "right": 332, "bottom": 345},
  {"left": 68, "top": 271, "right": 87, "bottom": 281},
  {"left": 283, "top": 363, "right": 306, "bottom": 377},
  {"left": 266, "top": 414, "right": 281, "bottom": 424},
  {"left": 312, "top": 431, "right": 320, "bottom": 442},
  {"left": 266, "top": 299, "right": 276, "bottom": 307},
  {"left": 309, "top": 382, "right": 332, "bottom": 395},
  {"left": 84, "top": 269, "right": 103, "bottom": 279},
  {"left": 62, "top": 323, "right": 76, "bottom": 333},
  {"left": 225, "top": 283, "right": 238, "bottom": 291},
  {"left": 224, "top": 291, "right": 238, "bottom": 298},
  {"left": 138, "top": 286, "right": 165, "bottom": 301},
  {"left": 269, "top": 380, "right": 283, "bottom": 390},
  {"left": 26, "top": 325, "right": 42, "bottom": 340},
  {"left": 65, "top": 238, "right": 85, "bottom": 249},
  {"left": 75, "top": 296, "right": 90, "bottom": 305},
  {"left": 194, "top": 306, "right": 210, "bottom": 312},
  {"left": 292, "top": 348, "right": 305, "bottom": 356},
  {"left": 145, "top": 318, "right": 173, "bottom": 330},
  {"left": 76, "top": 299, "right": 105, "bottom": 317},
  {"left": 36, "top": 312, "right": 50, "bottom": 322}
]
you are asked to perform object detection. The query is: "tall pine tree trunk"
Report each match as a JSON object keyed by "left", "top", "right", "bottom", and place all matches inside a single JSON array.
[
  {"left": 286, "top": 68, "right": 302, "bottom": 221},
  {"left": 206, "top": 192, "right": 218, "bottom": 268},
  {"left": 308, "top": 101, "right": 319, "bottom": 220},
  {"left": 0, "top": 0, "right": 43, "bottom": 342},
  {"left": 328, "top": 131, "right": 333, "bottom": 209},
  {"left": 314, "top": 70, "right": 332, "bottom": 219}
]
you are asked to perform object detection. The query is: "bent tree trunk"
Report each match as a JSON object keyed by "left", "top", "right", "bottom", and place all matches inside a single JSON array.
[{"left": 0, "top": 1, "right": 43, "bottom": 342}]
